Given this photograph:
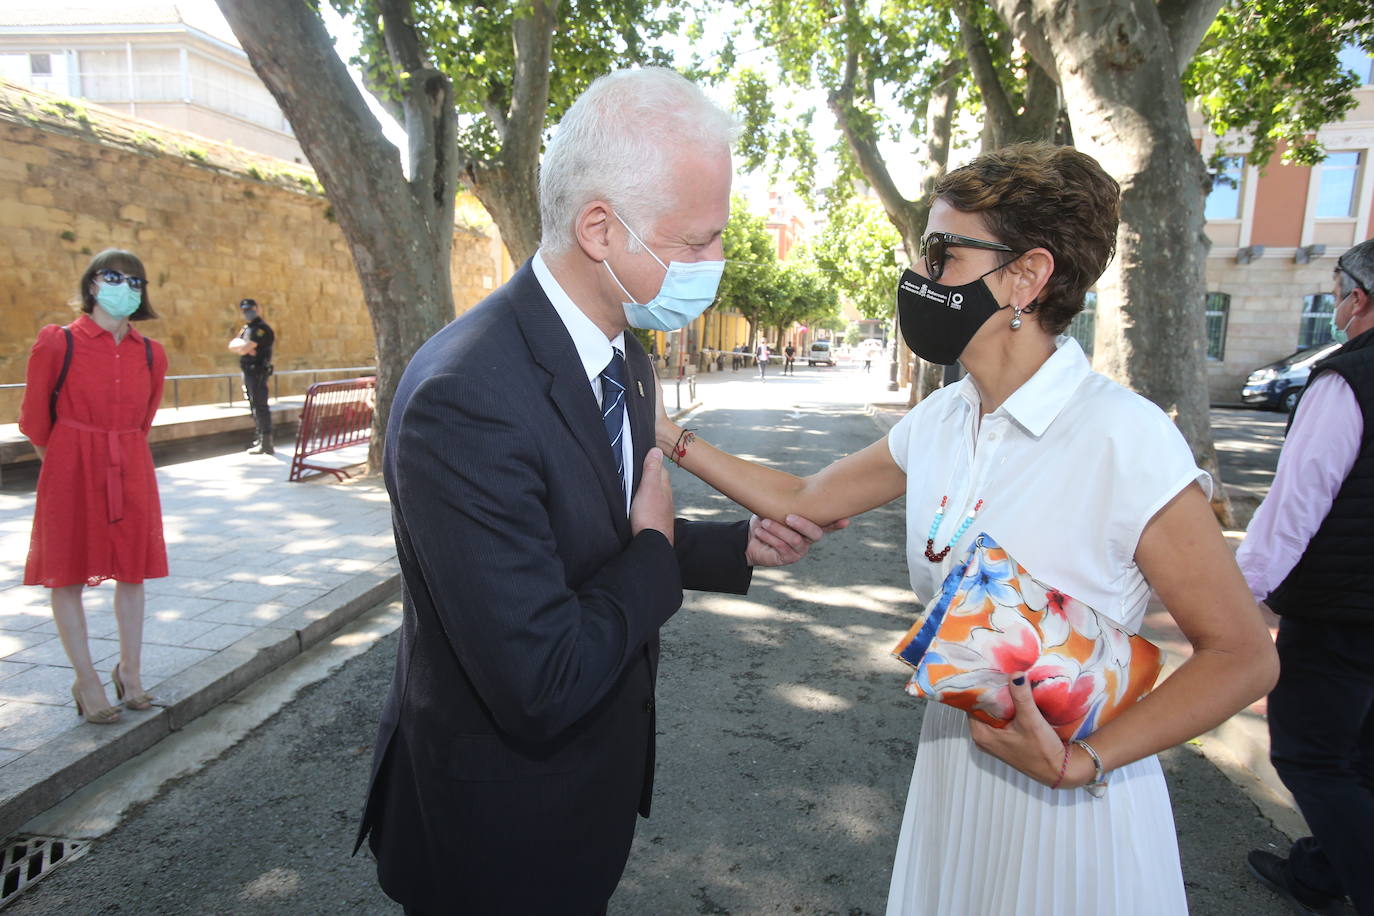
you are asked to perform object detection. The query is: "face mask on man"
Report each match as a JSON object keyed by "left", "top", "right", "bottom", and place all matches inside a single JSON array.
[
  {"left": 603, "top": 211, "right": 724, "bottom": 331},
  {"left": 895, "top": 264, "right": 1012, "bottom": 365},
  {"left": 95, "top": 282, "right": 142, "bottom": 319}
]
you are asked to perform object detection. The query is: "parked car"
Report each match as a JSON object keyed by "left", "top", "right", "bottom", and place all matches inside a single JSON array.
[
  {"left": 807, "top": 340, "right": 836, "bottom": 366},
  {"left": 1241, "top": 341, "right": 1341, "bottom": 412}
]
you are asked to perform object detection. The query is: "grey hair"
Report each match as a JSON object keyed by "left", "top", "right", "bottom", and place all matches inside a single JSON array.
[
  {"left": 538, "top": 67, "right": 738, "bottom": 255},
  {"left": 1337, "top": 238, "right": 1374, "bottom": 297}
]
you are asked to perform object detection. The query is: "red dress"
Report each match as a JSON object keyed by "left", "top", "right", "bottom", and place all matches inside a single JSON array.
[{"left": 20, "top": 314, "right": 169, "bottom": 587}]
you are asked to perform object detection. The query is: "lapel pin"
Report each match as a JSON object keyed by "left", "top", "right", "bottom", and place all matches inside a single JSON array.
[{"left": 636, "top": 380, "right": 645, "bottom": 398}]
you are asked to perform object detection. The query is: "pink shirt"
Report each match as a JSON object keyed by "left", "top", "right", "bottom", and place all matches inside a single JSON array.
[{"left": 1236, "top": 371, "right": 1363, "bottom": 602}]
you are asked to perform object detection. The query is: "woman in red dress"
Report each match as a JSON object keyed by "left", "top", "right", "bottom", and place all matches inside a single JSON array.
[{"left": 20, "top": 249, "right": 169, "bottom": 724}]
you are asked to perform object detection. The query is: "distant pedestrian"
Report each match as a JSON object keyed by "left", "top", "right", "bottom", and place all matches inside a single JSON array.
[
  {"left": 1238, "top": 238, "right": 1374, "bottom": 916},
  {"left": 755, "top": 340, "right": 770, "bottom": 381},
  {"left": 20, "top": 248, "right": 167, "bottom": 724},
  {"left": 784, "top": 342, "right": 796, "bottom": 375},
  {"left": 228, "top": 298, "right": 275, "bottom": 455}
]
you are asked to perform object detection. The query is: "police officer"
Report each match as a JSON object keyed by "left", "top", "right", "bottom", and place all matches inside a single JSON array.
[{"left": 227, "top": 298, "right": 275, "bottom": 454}]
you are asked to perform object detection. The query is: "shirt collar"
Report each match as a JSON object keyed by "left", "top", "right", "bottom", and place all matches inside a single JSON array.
[
  {"left": 532, "top": 249, "right": 623, "bottom": 384},
  {"left": 956, "top": 335, "right": 1091, "bottom": 437},
  {"left": 73, "top": 312, "right": 143, "bottom": 342}
]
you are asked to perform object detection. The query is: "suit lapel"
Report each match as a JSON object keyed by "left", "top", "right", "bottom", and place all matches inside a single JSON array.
[
  {"left": 623, "top": 335, "right": 656, "bottom": 496},
  {"left": 511, "top": 262, "right": 631, "bottom": 539}
]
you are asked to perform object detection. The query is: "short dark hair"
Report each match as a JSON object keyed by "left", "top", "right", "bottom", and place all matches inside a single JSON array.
[
  {"left": 932, "top": 142, "right": 1121, "bottom": 335},
  {"left": 79, "top": 248, "right": 158, "bottom": 320}
]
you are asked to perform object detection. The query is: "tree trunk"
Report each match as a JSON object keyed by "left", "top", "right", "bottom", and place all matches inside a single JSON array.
[
  {"left": 218, "top": 0, "right": 458, "bottom": 470},
  {"left": 990, "top": 0, "right": 1233, "bottom": 525},
  {"left": 456, "top": 0, "right": 557, "bottom": 265}
]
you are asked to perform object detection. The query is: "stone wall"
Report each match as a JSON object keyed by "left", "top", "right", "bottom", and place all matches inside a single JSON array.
[
  {"left": 0, "top": 80, "right": 509, "bottom": 420},
  {"left": 1203, "top": 255, "right": 1337, "bottom": 404}
]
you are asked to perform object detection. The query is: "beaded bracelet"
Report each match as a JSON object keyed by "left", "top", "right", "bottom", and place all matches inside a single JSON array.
[
  {"left": 1049, "top": 741, "right": 1072, "bottom": 790},
  {"left": 670, "top": 428, "right": 697, "bottom": 465}
]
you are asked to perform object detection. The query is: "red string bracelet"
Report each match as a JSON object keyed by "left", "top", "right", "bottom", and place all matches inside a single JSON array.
[
  {"left": 1049, "top": 741, "right": 1072, "bottom": 790},
  {"left": 671, "top": 429, "right": 697, "bottom": 465}
]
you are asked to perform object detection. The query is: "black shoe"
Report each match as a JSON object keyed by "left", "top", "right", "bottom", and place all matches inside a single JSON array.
[
  {"left": 1246, "top": 850, "right": 1346, "bottom": 915},
  {"left": 248, "top": 434, "right": 274, "bottom": 456}
]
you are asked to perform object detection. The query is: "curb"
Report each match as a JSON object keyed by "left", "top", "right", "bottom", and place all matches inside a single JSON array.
[{"left": 0, "top": 559, "right": 400, "bottom": 840}]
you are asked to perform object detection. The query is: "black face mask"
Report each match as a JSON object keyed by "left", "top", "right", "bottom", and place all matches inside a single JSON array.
[{"left": 896, "top": 267, "right": 1007, "bottom": 365}]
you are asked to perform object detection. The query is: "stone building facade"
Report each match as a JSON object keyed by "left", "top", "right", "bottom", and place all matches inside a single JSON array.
[{"left": 0, "top": 80, "right": 509, "bottom": 420}]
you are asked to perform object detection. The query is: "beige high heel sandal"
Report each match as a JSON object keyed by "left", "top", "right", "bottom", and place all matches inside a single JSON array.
[
  {"left": 112, "top": 662, "right": 154, "bottom": 710},
  {"left": 71, "top": 683, "right": 121, "bottom": 724}
]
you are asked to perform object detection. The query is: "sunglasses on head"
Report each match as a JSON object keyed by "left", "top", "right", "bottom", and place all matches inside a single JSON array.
[
  {"left": 95, "top": 268, "right": 147, "bottom": 291},
  {"left": 920, "top": 232, "right": 1018, "bottom": 282}
]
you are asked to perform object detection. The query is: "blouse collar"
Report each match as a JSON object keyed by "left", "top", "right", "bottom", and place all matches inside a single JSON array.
[
  {"left": 956, "top": 335, "right": 1092, "bottom": 437},
  {"left": 73, "top": 312, "right": 144, "bottom": 343}
]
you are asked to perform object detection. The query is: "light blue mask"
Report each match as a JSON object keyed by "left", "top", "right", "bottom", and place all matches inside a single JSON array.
[
  {"left": 604, "top": 212, "right": 724, "bottom": 332},
  {"left": 95, "top": 282, "right": 142, "bottom": 319}
]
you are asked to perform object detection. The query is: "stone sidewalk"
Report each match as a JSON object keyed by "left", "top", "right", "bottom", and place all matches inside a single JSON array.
[{"left": 0, "top": 438, "right": 398, "bottom": 840}]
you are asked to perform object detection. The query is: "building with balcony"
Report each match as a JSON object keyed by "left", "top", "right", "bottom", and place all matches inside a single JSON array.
[{"left": 0, "top": 1, "right": 302, "bottom": 162}]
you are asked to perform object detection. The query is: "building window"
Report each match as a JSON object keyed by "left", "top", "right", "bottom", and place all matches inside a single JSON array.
[
  {"left": 1300, "top": 293, "right": 1336, "bottom": 348},
  {"left": 1204, "top": 156, "right": 1245, "bottom": 221},
  {"left": 29, "top": 53, "right": 51, "bottom": 76},
  {"left": 1066, "top": 291, "right": 1096, "bottom": 356},
  {"left": 1338, "top": 41, "right": 1373, "bottom": 85},
  {"left": 1315, "top": 151, "right": 1362, "bottom": 218},
  {"left": 1204, "top": 292, "right": 1229, "bottom": 360}
]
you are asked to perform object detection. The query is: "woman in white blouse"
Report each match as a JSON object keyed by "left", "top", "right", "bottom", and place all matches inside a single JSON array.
[{"left": 655, "top": 142, "right": 1278, "bottom": 914}]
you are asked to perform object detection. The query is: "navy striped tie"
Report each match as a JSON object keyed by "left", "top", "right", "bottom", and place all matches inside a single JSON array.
[{"left": 600, "top": 348, "right": 627, "bottom": 490}]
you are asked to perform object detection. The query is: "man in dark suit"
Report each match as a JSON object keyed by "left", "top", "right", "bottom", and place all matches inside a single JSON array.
[{"left": 356, "top": 67, "right": 841, "bottom": 915}]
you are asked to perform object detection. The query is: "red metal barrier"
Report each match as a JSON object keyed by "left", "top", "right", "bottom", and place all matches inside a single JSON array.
[{"left": 288, "top": 377, "right": 376, "bottom": 482}]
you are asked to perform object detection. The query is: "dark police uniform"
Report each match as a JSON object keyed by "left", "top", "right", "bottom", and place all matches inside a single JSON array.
[{"left": 236, "top": 299, "right": 275, "bottom": 453}]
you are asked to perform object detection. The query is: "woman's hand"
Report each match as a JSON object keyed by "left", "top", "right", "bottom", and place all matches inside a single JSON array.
[{"left": 968, "top": 672, "right": 1085, "bottom": 787}]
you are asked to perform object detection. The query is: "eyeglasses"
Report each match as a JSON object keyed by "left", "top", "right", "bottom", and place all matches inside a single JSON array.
[
  {"left": 920, "top": 232, "right": 1018, "bottom": 282},
  {"left": 94, "top": 268, "right": 148, "bottom": 291}
]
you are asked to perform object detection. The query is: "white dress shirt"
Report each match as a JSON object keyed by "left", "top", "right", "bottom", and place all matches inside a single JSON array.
[
  {"left": 532, "top": 250, "right": 632, "bottom": 513},
  {"left": 1236, "top": 370, "right": 1363, "bottom": 601}
]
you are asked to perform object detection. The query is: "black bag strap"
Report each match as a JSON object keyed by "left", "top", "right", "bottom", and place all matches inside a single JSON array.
[
  {"left": 49, "top": 325, "right": 73, "bottom": 426},
  {"left": 144, "top": 335, "right": 152, "bottom": 371}
]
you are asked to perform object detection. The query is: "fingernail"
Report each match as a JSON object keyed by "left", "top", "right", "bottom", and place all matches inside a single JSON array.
[{"left": 1011, "top": 675, "right": 1025, "bottom": 686}]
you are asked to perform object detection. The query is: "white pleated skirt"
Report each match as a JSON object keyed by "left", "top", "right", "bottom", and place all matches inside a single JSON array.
[{"left": 885, "top": 704, "right": 1188, "bottom": 916}]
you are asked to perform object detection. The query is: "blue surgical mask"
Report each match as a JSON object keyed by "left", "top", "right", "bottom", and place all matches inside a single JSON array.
[
  {"left": 95, "top": 282, "right": 142, "bottom": 319},
  {"left": 1330, "top": 291, "right": 1357, "bottom": 344},
  {"left": 604, "top": 212, "right": 724, "bottom": 331}
]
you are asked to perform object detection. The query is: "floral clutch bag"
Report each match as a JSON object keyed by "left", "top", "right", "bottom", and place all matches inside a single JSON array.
[{"left": 891, "top": 532, "right": 1163, "bottom": 742}]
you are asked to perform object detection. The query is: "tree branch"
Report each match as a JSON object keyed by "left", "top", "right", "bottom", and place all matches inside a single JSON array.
[
  {"left": 954, "top": 0, "right": 1016, "bottom": 146},
  {"left": 215, "top": 0, "right": 407, "bottom": 217},
  {"left": 504, "top": 0, "right": 559, "bottom": 171},
  {"left": 987, "top": 0, "right": 1057, "bottom": 82},
  {"left": 1158, "top": 0, "right": 1225, "bottom": 77},
  {"left": 376, "top": 0, "right": 457, "bottom": 224}
]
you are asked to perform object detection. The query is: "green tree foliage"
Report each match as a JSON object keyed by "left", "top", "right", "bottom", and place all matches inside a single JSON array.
[
  {"left": 770, "top": 254, "right": 841, "bottom": 342},
  {"left": 810, "top": 197, "right": 902, "bottom": 322},
  {"left": 331, "top": 0, "right": 679, "bottom": 261},
  {"left": 1185, "top": 1, "right": 1374, "bottom": 168},
  {"left": 716, "top": 195, "right": 782, "bottom": 338}
]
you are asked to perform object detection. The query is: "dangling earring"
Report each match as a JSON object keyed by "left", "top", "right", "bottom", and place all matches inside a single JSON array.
[{"left": 1010, "top": 303, "right": 1035, "bottom": 330}]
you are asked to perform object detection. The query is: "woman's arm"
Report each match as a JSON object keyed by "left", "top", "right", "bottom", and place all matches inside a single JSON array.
[
  {"left": 18, "top": 326, "right": 61, "bottom": 452},
  {"left": 656, "top": 398, "right": 906, "bottom": 527},
  {"left": 969, "top": 482, "right": 1280, "bottom": 787}
]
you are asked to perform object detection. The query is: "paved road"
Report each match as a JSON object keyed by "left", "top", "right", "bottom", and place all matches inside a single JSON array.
[{"left": 6, "top": 366, "right": 1298, "bottom": 915}]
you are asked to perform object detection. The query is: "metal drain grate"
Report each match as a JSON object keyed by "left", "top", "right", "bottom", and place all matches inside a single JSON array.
[{"left": 0, "top": 836, "right": 90, "bottom": 909}]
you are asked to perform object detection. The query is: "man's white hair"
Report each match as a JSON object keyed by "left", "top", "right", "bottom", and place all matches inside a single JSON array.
[{"left": 539, "top": 67, "right": 738, "bottom": 254}]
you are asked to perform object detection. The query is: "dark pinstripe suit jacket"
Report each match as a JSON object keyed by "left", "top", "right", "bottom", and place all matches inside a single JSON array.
[{"left": 356, "top": 262, "right": 752, "bottom": 914}]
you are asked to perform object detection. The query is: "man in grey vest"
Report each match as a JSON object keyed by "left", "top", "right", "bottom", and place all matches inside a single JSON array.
[{"left": 1238, "top": 238, "right": 1374, "bottom": 916}]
